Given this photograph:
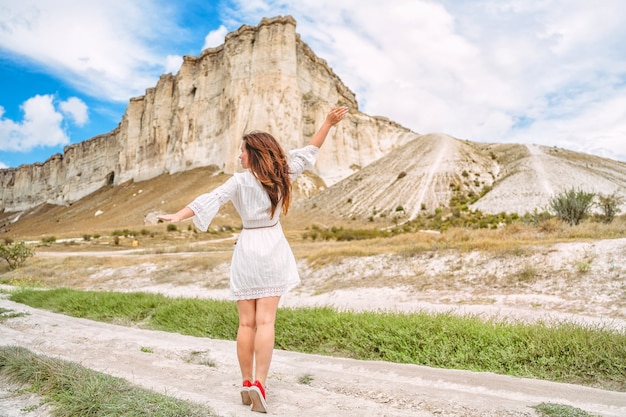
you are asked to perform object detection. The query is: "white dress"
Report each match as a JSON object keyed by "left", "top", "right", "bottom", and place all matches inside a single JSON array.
[{"left": 187, "top": 145, "right": 319, "bottom": 300}]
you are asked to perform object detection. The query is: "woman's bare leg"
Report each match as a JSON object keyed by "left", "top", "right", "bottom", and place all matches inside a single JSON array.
[
  {"left": 236, "top": 299, "right": 256, "bottom": 383},
  {"left": 253, "top": 296, "right": 280, "bottom": 385},
  {"left": 236, "top": 296, "right": 280, "bottom": 386}
]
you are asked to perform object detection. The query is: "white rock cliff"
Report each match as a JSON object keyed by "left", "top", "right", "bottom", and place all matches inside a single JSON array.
[{"left": 0, "top": 16, "right": 417, "bottom": 213}]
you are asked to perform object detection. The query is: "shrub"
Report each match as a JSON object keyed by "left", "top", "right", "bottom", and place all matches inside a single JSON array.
[
  {"left": 111, "top": 229, "right": 137, "bottom": 237},
  {"left": 549, "top": 188, "right": 595, "bottom": 226},
  {"left": 0, "top": 241, "right": 35, "bottom": 270},
  {"left": 596, "top": 192, "right": 623, "bottom": 224},
  {"left": 301, "top": 225, "right": 394, "bottom": 241},
  {"left": 41, "top": 236, "right": 57, "bottom": 244},
  {"left": 521, "top": 208, "right": 553, "bottom": 226}
]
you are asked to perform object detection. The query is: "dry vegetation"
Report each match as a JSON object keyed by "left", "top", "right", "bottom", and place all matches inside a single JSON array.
[
  {"left": 1, "top": 158, "right": 625, "bottom": 333},
  {"left": 2, "top": 212, "right": 625, "bottom": 332}
]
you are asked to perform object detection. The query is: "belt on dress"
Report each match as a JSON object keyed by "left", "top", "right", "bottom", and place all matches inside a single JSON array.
[{"left": 242, "top": 221, "right": 279, "bottom": 230}]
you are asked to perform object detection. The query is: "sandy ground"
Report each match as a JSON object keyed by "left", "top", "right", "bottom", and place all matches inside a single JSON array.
[{"left": 1, "top": 238, "right": 626, "bottom": 416}]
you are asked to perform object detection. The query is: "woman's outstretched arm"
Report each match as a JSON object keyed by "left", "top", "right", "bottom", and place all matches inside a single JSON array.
[{"left": 308, "top": 106, "right": 349, "bottom": 148}]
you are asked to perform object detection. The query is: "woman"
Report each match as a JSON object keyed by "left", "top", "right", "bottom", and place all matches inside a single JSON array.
[{"left": 158, "top": 106, "right": 348, "bottom": 413}]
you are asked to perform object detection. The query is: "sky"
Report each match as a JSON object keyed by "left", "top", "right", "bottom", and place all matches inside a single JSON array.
[{"left": 1, "top": 0, "right": 626, "bottom": 170}]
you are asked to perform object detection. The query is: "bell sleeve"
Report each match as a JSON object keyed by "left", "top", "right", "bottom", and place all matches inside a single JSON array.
[
  {"left": 288, "top": 145, "right": 319, "bottom": 180},
  {"left": 186, "top": 176, "right": 238, "bottom": 232}
]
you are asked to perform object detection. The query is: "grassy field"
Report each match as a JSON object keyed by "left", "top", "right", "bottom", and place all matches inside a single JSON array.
[{"left": 7, "top": 287, "right": 626, "bottom": 392}]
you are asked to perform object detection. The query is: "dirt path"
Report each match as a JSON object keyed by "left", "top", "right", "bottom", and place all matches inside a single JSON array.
[
  {"left": 525, "top": 144, "right": 555, "bottom": 196},
  {"left": 2, "top": 297, "right": 626, "bottom": 417},
  {"left": 410, "top": 134, "right": 453, "bottom": 219}
]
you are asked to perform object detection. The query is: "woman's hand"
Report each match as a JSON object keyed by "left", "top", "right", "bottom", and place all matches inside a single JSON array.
[
  {"left": 157, "top": 207, "right": 193, "bottom": 223},
  {"left": 308, "top": 106, "right": 350, "bottom": 148},
  {"left": 326, "top": 106, "right": 349, "bottom": 126},
  {"left": 157, "top": 214, "right": 181, "bottom": 223}
]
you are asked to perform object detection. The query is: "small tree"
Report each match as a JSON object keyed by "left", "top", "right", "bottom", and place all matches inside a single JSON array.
[
  {"left": 0, "top": 241, "right": 35, "bottom": 270},
  {"left": 549, "top": 187, "right": 595, "bottom": 226},
  {"left": 596, "top": 192, "right": 624, "bottom": 223}
]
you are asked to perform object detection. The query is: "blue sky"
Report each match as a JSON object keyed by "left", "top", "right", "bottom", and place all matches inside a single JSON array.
[{"left": 1, "top": 0, "right": 626, "bottom": 169}]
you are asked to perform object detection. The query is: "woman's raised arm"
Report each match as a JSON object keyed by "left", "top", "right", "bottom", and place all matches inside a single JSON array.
[{"left": 308, "top": 106, "right": 348, "bottom": 148}]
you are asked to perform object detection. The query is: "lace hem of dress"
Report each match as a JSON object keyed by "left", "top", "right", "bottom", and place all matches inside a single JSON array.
[{"left": 230, "top": 284, "right": 295, "bottom": 300}]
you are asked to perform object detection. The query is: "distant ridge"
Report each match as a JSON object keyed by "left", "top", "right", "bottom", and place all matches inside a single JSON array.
[
  {"left": 296, "top": 135, "right": 626, "bottom": 219},
  {"left": 471, "top": 143, "right": 626, "bottom": 214}
]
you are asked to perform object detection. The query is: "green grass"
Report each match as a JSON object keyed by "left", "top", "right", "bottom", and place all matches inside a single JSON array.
[
  {"left": 0, "top": 307, "right": 28, "bottom": 321},
  {"left": 533, "top": 402, "right": 601, "bottom": 417},
  {"left": 0, "top": 345, "right": 214, "bottom": 417},
  {"left": 8, "top": 288, "right": 626, "bottom": 392}
]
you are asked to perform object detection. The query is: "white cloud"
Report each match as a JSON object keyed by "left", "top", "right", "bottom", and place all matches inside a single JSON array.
[
  {"left": 60, "top": 97, "right": 88, "bottom": 126},
  {"left": 224, "top": 0, "right": 626, "bottom": 161},
  {"left": 0, "top": 161, "right": 8, "bottom": 169},
  {"left": 510, "top": 87, "right": 626, "bottom": 162},
  {"left": 0, "top": 0, "right": 174, "bottom": 102},
  {"left": 203, "top": 25, "right": 229, "bottom": 50},
  {"left": 164, "top": 55, "right": 183, "bottom": 74},
  {"left": 0, "top": 95, "right": 70, "bottom": 152}
]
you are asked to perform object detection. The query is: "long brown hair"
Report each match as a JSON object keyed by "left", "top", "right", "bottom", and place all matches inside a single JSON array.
[{"left": 242, "top": 131, "right": 292, "bottom": 217}]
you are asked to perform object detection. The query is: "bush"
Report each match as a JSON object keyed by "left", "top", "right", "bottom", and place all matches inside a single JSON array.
[
  {"left": 521, "top": 208, "right": 553, "bottom": 226},
  {"left": 0, "top": 241, "right": 35, "bottom": 270},
  {"left": 596, "top": 192, "right": 623, "bottom": 224},
  {"left": 549, "top": 188, "right": 595, "bottom": 226},
  {"left": 111, "top": 229, "right": 137, "bottom": 237}
]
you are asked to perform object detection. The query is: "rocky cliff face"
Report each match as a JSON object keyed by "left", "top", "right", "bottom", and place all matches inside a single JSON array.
[
  {"left": 0, "top": 133, "right": 120, "bottom": 213},
  {"left": 0, "top": 16, "right": 417, "bottom": 213}
]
